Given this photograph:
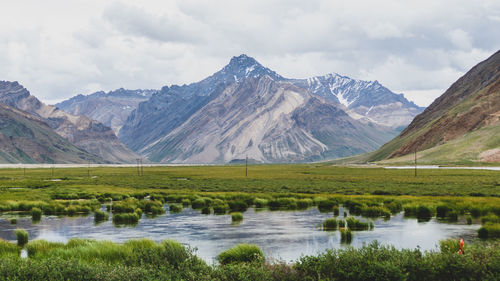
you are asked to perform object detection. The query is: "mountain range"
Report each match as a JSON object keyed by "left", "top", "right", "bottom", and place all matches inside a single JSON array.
[
  {"left": 0, "top": 81, "right": 139, "bottom": 163},
  {"left": 0, "top": 102, "right": 104, "bottom": 163},
  {"left": 0, "top": 54, "right": 427, "bottom": 164},
  {"left": 113, "top": 55, "right": 421, "bottom": 163}
]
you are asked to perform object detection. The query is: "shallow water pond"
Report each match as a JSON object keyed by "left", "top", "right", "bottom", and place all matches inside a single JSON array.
[{"left": 0, "top": 206, "right": 479, "bottom": 262}]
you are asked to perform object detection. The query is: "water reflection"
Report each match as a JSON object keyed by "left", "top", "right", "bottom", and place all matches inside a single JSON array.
[{"left": 0, "top": 206, "right": 479, "bottom": 262}]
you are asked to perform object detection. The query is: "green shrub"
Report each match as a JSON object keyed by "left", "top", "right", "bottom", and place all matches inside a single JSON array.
[
  {"left": 447, "top": 211, "right": 458, "bottom": 222},
  {"left": 217, "top": 244, "right": 264, "bottom": 265},
  {"left": 361, "top": 205, "right": 390, "bottom": 218},
  {"left": 31, "top": 207, "right": 42, "bottom": 221},
  {"left": 231, "top": 212, "right": 243, "bottom": 222},
  {"left": 384, "top": 201, "right": 402, "bottom": 214},
  {"left": 191, "top": 198, "right": 207, "bottom": 209},
  {"left": 317, "top": 199, "right": 337, "bottom": 212},
  {"left": 478, "top": 223, "right": 500, "bottom": 238},
  {"left": 466, "top": 215, "right": 472, "bottom": 225},
  {"left": 340, "top": 228, "right": 352, "bottom": 243},
  {"left": 26, "top": 240, "right": 64, "bottom": 257},
  {"left": 0, "top": 239, "right": 19, "bottom": 257},
  {"left": 135, "top": 208, "right": 143, "bottom": 217},
  {"left": 297, "top": 198, "right": 313, "bottom": 209},
  {"left": 112, "top": 213, "right": 140, "bottom": 225},
  {"left": 436, "top": 205, "right": 450, "bottom": 218},
  {"left": 169, "top": 203, "right": 182, "bottom": 213},
  {"left": 15, "top": 229, "right": 28, "bottom": 247},
  {"left": 322, "top": 218, "right": 339, "bottom": 230},
  {"left": 181, "top": 198, "right": 191, "bottom": 206},
  {"left": 333, "top": 206, "right": 339, "bottom": 216},
  {"left": 94, "top": 210, "right": 109, "bottom": 223},
  {"left": 213, "top": 204, "right": 228, "bottom": 214},
  {"left": 439, "top": 238, "right": 468, "bottom": 254},
  {"left": 481, "top": 214, "right": 500, "bottom": 224},
  {"left": 9, "top": 218, "right": 17, "bottom": 225},
  {"left": 201, "top": 207, "right": 211, "bottom": 215},
  {"left": 416, "top": 205, "right": 433, "bottom": 219},
  {"left": 345, "top": 217, "right": 372, "bottom": 231},
  {"left": 228, "top": 201, "right": 248, "bottom": 212}
]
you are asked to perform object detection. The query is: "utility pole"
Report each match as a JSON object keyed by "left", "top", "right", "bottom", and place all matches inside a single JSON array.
[
  {"left": 140, "top": 158, "right": 143, "bottom": 176},
  {"left": 136, "top": 159, "right": 140, "bottom": 176},
  {"left": 88, "top": 160, "right": 90, "bottom": 178},
  {"left": 414, "top": 148, "right": 417, "bottom": 177},
  {"left": 245, "top": 155, "right": 248, "bottom": 177}
]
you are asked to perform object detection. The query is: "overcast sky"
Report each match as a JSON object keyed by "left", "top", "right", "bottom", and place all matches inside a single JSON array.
[{"left": 1, "top": 0, "right": 499, "bottom": 106}]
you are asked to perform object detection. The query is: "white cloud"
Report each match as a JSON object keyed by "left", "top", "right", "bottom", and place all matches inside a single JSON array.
[{"left": 0, "top": 0, "right": 499, "bottom": 106}]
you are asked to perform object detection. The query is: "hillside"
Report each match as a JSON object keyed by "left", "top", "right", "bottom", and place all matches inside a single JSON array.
[
  {"left": 0, "top": 103, "right": 104, "bottom": 163},
  {"left": 0, "top": 81, "right": 139, "bottom": 163},
  {"left": 365, "top": 50, "right": 500, "bottom": 164}
]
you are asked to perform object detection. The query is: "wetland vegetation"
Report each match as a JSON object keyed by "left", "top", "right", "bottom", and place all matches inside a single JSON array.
[{"left": 0, "top": 164, "right": 499, "bottom": 280}]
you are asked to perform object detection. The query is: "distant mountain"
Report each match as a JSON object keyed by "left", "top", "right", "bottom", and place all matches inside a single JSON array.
[
  {"left": 290, "top": 74, "right": 424, "bottom": 128},
  {"left": 119, "top": 54, "right": 399, "bottom": 163},
  {"left": 0, "top": 81, "right": 139, "bottom": 163},
  {"left": 0, "top": 103, "right": 104, "bottom": 164},
  {"left": 365, "top": 49, "right": 500, "bottom": 164},
  {"left": 55, "top": 88, "right": 156, "bottom": 135}
]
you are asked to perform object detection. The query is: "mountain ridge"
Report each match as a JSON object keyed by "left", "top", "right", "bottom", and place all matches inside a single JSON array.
[{"left": 0, "top": 81, "right": 139, "bottom": 163}]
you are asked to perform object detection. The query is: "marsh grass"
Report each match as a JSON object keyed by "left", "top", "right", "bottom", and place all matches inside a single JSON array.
[
  {"left": 112, "top": 213, "right": 140, "bottom": 225},
  {"left": 168, "top": 203, "right": 182, "bottom": 213},
  {"left": 254, "top": 198, "right": 269, "bottom": 208},
  {"left": 94, "top": 210, "right": 109, "bottom": 223},
  {"left": 31, "top": 207, "right": 42, "bottom": 222},
  {"left": 322, "top": 218, "right": 339, "bottom": 231},
  {"left": 231, "top": 212, "right": 243, "bottom": 222},
  {"left": 317, "top": 199, "right": 338, "bottom": 212},
  {"left": 217, "top": 244, "right": 264, "bottom": 265},
  {"left": 15, "top": 229, "right": 28, "bottom": 247},
  {"left": 228, "top": 201, "right": 248, "bottom": 212},
  {"left": 332, "top": 206, "right": 339, "bottom": 216},
  {"left": 10, "top": 218, "right": 17, "bottom": 224},
  {"left": 345, "top": 217, "right": 373, "bottom": 231},
  {"left": 340, "top": 228, "right": 352, "bottom": 243},
  {"left": 0, "top": 239, "right": 19, "bottom": 257},
  {"left": 478, "top": 223, "right": 500, "bottom": 238},
  {"left": 439, "top": 238, "right": 468, "bottom": 253},
  {"left": 201, "top": 207, "right": 211, "bottom": 215}
]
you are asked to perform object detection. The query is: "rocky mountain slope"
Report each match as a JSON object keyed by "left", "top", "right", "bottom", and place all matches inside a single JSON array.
[
  {"left": 120, "top": 55, "right": 399, "bottom": 163},
  {"left": 290, "top": 74, "right": 423, "bottom": 128},
  {"left": 55, "top": 89, "right": 155, "bottom": 135},
  {"left": 366, "top": 49, "right": 500, "bottom": 163},
  {"left": 0, "top": 103, "right": 104, "bottom": 163},
  {"left": 0, "top": 81, "right": 139, "bottom": 163}
]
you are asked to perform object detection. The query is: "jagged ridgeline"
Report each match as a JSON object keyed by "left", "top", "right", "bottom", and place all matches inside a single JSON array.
[
  {"left": 0, "top": 103, "right": 104, "bottom": 163},
  {"left": 110, "top": 55, "right": 421, "bottom": 163},
  {"left": 0, "top": 81, "right": 139, "bottom": 163}
]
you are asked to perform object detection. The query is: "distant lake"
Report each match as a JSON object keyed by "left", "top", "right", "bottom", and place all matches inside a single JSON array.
[{"left": 0, "top": 206, "right": 479, "bottom": 263}]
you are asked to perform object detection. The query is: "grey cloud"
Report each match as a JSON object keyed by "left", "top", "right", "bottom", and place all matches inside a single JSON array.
[{"left": 102, "top": 2, "right": 207, "bottom": 44}]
